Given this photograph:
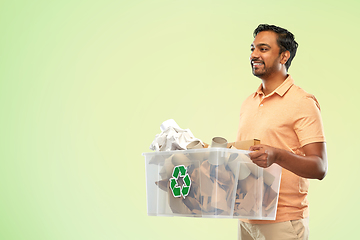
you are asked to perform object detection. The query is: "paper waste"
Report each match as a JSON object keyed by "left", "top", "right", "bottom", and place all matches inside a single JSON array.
[{"left": 150, "top": 119, "right": 203, "bottom": 151}]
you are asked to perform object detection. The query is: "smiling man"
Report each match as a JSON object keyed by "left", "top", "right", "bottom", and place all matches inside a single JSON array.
[{"left": 236, "top": 24, "right": 327, "bottom": 240}]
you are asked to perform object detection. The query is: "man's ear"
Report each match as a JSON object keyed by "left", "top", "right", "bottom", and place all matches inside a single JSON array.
[{"left": 280, "top": 50, "right": 290, "bottom": 65}]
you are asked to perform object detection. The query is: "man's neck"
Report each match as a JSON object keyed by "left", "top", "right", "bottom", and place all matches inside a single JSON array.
[{"left": 260, "top": 72, "right": 288, "bottom": 96}]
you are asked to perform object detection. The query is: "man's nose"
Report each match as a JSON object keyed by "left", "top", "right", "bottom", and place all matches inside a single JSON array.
[{"left": 250, "top": 49, "right": 259, "bottom": 60}]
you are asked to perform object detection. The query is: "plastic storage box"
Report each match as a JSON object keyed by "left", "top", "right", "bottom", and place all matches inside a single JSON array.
[{"left": 143, "top": 148, "right": 282, "bottom": 220}]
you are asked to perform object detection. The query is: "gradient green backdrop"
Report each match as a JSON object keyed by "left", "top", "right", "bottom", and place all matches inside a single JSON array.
[{"left": 1, "top": 0, "right": 358, "bottom": 239}]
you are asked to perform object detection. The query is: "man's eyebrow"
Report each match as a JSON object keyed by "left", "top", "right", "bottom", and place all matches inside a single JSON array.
[
  {"left": 256, "top": 43, "right": 271, "bottom": 48},
  {"left": 250, "top": 43, "right": 271, "bottom": 48}
]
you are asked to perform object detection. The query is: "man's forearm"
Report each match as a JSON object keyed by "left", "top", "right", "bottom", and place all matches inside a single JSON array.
[
  {"left": 274, "top": 147, "right": 327, "bottom": 180},
  {"left": 249, "top": 142, "right": 328, "bottom": 180}
]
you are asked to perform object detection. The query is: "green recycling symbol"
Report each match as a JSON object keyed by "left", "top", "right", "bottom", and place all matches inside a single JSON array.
[{"left": 169, "top": 165, "right": 191, "bottom": 198}]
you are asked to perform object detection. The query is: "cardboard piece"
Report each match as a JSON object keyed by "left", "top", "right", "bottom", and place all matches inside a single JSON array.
[
  {"left": 172, "top": 153, "right": 192, "bottom": 167},
  {"left": 252, "top": 176, "right": 263, "bottom": 214},
  {"left": 211, "top": 164, "right": 232, "bottom": 186},
  {"left": 264, "top": 171, "right": 276, "bottom": 186},
  {"left": 187, "top": 141, "right": 206, "bottom": 162},
  {"left": 234, "top": 175, "right": 264, "bottom": 215},
  {"left": 263, "top": 183, "right": 278, "bottom": 211},
  {"left": 227, "top": 139, "right": 260, "bottom": 150},
  {"left": 210, "top": 181, "right": 229, "bottom": 212},
  {"left": 183, "top": 194, "right": 201, "bottom": 212},
  {"left": 198, "top": 161, "right": 215, "bottom": 196},
  {"left": 211, "top": 137, "right": 228, "bottom": 148},
  {"left": 155, "top": 179, "right": 169, "bottom": 192},
  {"left": 149, "top": 154, "right": 167, "bottom": 165},
  {"left": 237, "top": 186, "right": 256, "bottom": 214},
  {"left": 168, "top": 190, "right": 192, "bottom": 214},
  {"left": 227, "top": 152, "right": 252, "bottom": 180},
  {"left": 238, "top": 174, "right": 256, "bottom": 194},
  {"left": 208, "top": 152, "right": 227, "bottom": 165},
  {"left": 159, "top": 156, "right": 175, "bottom": 179},
  {"left": 186, "top": 140, "right": 204, "bottom": 149},
  {"left": 245, "top": 162, "right": 260, "bottom": 178},
  {"left": 203, "top": 139, "right": 259, "bottom": 150}
]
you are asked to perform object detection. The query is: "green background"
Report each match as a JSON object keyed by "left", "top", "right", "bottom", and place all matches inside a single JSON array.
[{"left": 1, "top": 0, "right": 357, "bottom": 239}]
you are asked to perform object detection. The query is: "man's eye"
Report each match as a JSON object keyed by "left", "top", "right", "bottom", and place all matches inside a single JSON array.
[
  {"left": 261, "top": 48, "right": 268, "bottom": 51},
  {"left": 250, "top": 48, "right": 255, "bottom": 52}
]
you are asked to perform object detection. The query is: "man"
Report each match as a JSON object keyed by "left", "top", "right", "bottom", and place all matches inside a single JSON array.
[{"left": 236, "top": 24, "right": 327, "bottom": 240}]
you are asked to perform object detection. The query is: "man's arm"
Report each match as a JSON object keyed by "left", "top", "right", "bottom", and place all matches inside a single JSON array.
[{"left": 248, "top": 142, "right": 328, "bottom": 180}]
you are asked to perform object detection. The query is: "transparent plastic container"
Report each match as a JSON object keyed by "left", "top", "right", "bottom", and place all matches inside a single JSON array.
[{"left": 143, "top": 148, "right": 282, "bottom": 220}]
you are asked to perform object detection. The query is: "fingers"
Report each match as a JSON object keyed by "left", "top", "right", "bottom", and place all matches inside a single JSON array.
[
  {"left": 248, "top": 145, "right": 270, "bottom": 168},
  {"left": 252, "top": 155, "right": 268, "bottom": 167},
  {"left": 248, "top": 144, "right": 265, "bottom": 158},
  {"left": 249, "top": 144, "right": 263, "bottom": 151},
  {"left": 248, "top": 150, "right": 263, "bottom": 159}
]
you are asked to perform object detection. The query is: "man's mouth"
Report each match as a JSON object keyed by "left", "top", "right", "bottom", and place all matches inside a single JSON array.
[{"left": 252, "top": 61, "right": 264, "bottom": 68}]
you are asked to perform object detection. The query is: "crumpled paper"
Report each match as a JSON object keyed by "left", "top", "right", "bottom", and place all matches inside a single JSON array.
[{"left": 150, "top": 119, "right": 203, "bottom": 151}]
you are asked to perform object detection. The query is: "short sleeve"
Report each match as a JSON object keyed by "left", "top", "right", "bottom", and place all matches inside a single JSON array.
[{"left": 294, "top": 94, "right": 326, "bottom": 147}]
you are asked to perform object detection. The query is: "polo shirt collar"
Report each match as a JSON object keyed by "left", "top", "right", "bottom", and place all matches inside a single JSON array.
[{"left": 253, "top": 75, "right": 294, "bottom": 98}]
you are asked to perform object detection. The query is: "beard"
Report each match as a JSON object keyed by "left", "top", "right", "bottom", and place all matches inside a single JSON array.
[{"left": 251, "top": 60, "right": 280, "bottom": 78}]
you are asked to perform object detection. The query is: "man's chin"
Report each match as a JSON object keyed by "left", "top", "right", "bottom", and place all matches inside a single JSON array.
[{"left": 252, "top": 70, "right": 264, "bottom": 77}]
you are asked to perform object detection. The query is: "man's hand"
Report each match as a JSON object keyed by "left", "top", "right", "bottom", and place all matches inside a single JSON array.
[{"left": 248, "top": 144, "right": 279, "bottom": 168}]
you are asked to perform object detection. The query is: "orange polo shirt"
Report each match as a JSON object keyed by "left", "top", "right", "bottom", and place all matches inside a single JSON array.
[{"left": 236, "top": 75, "right": 325, "bottom": 223}]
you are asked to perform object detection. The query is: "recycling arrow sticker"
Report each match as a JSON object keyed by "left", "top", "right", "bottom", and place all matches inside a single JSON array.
[{"left": 169, "top": 165, "right": 191, "bottom": 198}]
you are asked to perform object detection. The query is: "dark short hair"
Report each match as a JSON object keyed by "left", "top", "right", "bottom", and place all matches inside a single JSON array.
[{"left": 253, "top": 24, "right": 298, "bottom": 70}]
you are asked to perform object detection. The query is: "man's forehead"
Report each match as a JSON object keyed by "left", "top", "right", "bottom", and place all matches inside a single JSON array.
[{"left": 252, "top": 31, "right": 278, "bottom": 46}]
